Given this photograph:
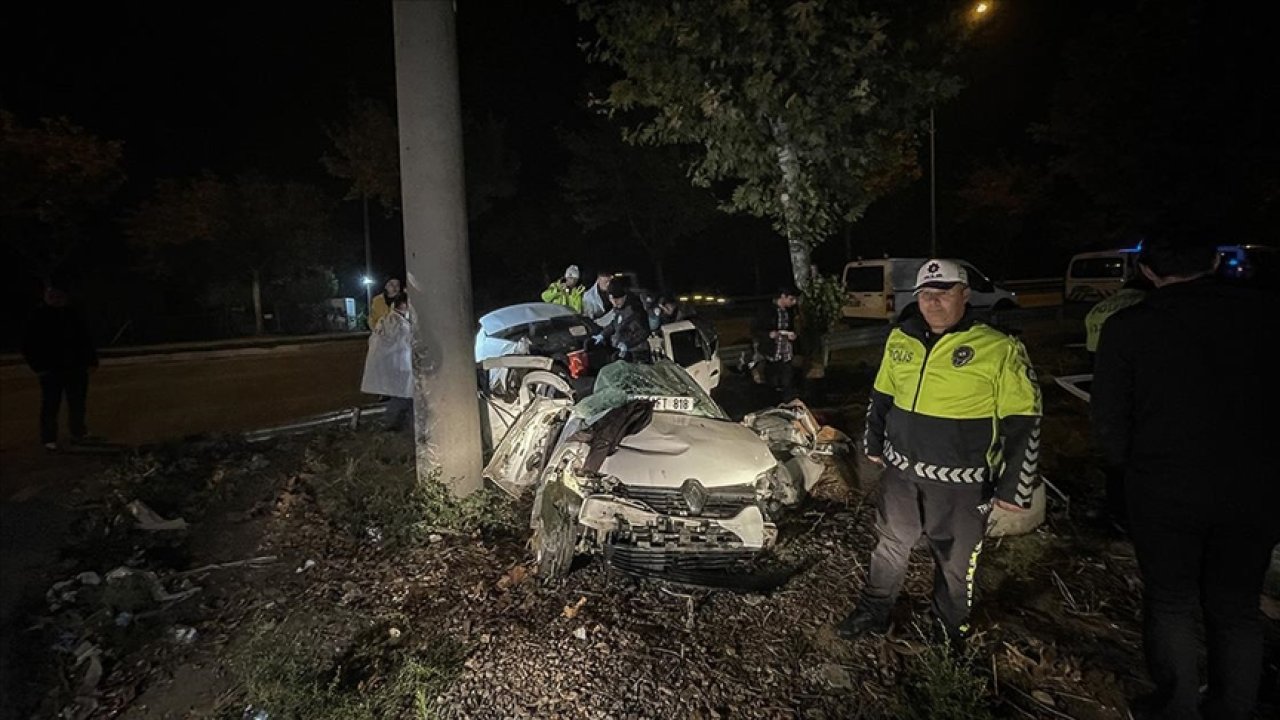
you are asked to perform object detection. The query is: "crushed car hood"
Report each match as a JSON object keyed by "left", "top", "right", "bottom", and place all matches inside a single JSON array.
[{"left": 599, "top": 413, "right": 775, "bottom": 489}]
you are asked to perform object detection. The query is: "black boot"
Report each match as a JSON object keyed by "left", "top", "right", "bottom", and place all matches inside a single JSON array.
[{"left": 837, "top": 606, "right": 891, "bottom": 640}]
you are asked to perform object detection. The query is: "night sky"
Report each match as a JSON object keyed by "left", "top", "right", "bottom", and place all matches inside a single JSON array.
[{"left": 7, "top": 1, "right": 1266, "bottom": 339}]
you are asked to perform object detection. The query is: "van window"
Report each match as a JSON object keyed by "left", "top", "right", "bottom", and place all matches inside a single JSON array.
[
  {"left": 961, "top": 265, "right": 993, "bottom": 293},
  {"left": 1070, "top": 257, "right": 1126, "bottom": 279},
  {"left": 844, "top": 266, "right": 883, "bottom": 292}
]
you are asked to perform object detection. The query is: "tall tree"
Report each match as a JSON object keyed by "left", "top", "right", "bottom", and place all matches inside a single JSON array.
[
  {"left": 322, "top": 98, "right": 401, "bottom": 303},
  {"left": 0, "top": 111, "right": 125, "bottom": 282},
  {"left": 128, "top": 174, "right": 335, "bottom": 334},
  {"left": 573, "top": 0, "right": 964, "bottom": 288},
  {"left": 561, "top": 120, "right": 719, "bottom": 291}
]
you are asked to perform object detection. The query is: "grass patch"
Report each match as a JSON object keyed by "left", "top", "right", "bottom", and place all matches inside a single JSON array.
[
  {"left": 305, "top": 430, "right": 522, "bottom": 547},
  {"left": 228, "top": 615, "right": 467, "bottom": 720},
  {"left": 895, "top": 639, "right": 993, "bottom": 720}
]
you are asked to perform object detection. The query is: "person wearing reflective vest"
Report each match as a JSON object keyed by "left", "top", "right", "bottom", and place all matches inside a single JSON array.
[{"left": 838, "top": 259, "right": 1043, "bottom": 646}]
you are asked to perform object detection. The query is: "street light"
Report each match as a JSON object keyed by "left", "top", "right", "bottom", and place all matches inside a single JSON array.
[
  {"left": 930, "top": 2, "right": 995, "bottom": 257},
  {"left": 361, "top": 275, "right": 374, "bottom": 310}
]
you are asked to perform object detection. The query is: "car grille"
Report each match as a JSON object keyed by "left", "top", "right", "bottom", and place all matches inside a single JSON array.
[
  {"left": 605, "top": 544, "right": 758, "bottom": 574},
  {"left": 613, "top": 482, "right": 756, "bottom": 519}
]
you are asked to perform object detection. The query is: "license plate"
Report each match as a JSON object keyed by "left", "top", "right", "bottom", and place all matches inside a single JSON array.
[{"left": 641, "top": 396, "right": 695, "bottom": 412}]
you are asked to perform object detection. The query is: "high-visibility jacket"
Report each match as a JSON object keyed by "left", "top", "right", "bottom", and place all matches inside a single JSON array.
[
  {"left": 1084, "top": 288, "right": 1145, "bottom": 352},
  {"left": 541, "top": 282, "right": 585, "bottom": 313},
  {"left": 863, "top": 314, "right": 1043, "bottom": 508}
]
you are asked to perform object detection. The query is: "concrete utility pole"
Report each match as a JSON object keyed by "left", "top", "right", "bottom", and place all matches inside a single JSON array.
[{"left": 393, "top": 0, "right": 483, "bottom": 495}]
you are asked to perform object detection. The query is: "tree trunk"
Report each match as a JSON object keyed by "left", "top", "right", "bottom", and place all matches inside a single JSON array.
[
  {"left": 769, "top": 123, "right": 813, "bottom": 291},
  {"left": 787, "top": 237, "right": 813, "bottom": 290},
  {"left": 393, "top": 0, "right": 483, "bottom": 497},
  {"left": 251, "top": 269, "right": 264, "bottom": 335}
]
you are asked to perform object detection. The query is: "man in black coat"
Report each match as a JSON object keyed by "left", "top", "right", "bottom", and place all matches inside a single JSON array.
[
  {"left": 595, "top": 279, "right": 652, "bottom": 363},
  {"left": 1092, "top": 229, "right": 1279, "bottom": 720},
  {"left": 22, "top": 285, "right": 99, "bottom": 451},
  {"left": 752, "top": 286, "right": 800, "bottom": 402}
]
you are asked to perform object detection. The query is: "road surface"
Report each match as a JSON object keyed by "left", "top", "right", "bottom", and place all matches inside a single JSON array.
[{"left": 1, "top": 337, "right": 370, "bottom": 498}]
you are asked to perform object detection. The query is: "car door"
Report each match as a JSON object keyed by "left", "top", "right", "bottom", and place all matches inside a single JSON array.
[
  {"left": 660, "top": 320, "right": 722, "bottom": 393},
  {"left": 482, "top": 396, "right": 573, "bottom": 498}
]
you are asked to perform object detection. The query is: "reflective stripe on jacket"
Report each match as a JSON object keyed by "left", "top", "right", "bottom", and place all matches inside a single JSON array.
[{"left": 864, "top": 314, "right": 1043, "bottom": 507}]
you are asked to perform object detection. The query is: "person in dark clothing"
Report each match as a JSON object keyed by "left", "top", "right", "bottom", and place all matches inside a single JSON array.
[
  {"left": 1092, "top": 229, "right": 1280, "bottom": 720},
  {"left": 654, "top": 295, "right": 696, "bottom": 327},
  {"left": 22, "top": 285, "right": 99, "bottom": 450},
  {"left": 752, "top": 287, "right": 800, "bottom": 402},
  {"left": 594, "top": 280, "right": 652, "bottom": 362}
]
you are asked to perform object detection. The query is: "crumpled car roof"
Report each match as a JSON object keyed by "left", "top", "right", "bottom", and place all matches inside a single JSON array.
[
  {"left": 477, "top": 302, "right": 576, "bottom": 337},
  {"left": 574, "top": 359, "right": 728, "bottom": 422}
]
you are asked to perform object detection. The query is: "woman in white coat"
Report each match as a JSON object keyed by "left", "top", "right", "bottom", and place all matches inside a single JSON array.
[{"left": 360, "top": 294, "right": 414, "bottom": 430}]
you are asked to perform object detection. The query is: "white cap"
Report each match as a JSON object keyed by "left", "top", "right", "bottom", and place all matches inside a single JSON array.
[
  {"left": 564, "top": 265, "right": 580, "bottom": 279},
  {"left": 913, "top": 259, "right": 968, "bottom": 294}
]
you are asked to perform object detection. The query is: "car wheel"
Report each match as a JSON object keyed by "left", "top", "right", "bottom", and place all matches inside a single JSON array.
[{"left": 531, "top": 480, "right": 577, "bottom": 579}]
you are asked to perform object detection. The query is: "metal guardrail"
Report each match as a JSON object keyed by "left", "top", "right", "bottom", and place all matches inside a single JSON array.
[{"left": 714, "top": 305, "right": 1077, "bottom": 364}]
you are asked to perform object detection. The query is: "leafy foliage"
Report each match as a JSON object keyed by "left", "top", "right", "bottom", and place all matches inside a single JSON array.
[
  {"left": 0, "top": 111, "right": 125, "bottom": 279},
  {"left": 574, "top": 0, "right": 965, "bottom": 287},
  {"left": 799, "top": 272, "right": 846, "bottom": 340},
  {"left": 322, "top": 99, "right": 402, "bottom": 213}
]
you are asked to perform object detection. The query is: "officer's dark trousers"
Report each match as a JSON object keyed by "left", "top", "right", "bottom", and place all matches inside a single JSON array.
[
  {"left": 1129, "top": 504, "right": 1273, "bottom": 720},
  {"left": 39, "top": 368, "right": 88, "bottom": 444},
  {"left": 861, "top": 467, "right": 988, "bottom": 633}
]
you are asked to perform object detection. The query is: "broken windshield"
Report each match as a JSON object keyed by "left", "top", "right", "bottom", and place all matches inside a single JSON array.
[{"left": 574, "top": 359, "right": 729, "bottom": 421}]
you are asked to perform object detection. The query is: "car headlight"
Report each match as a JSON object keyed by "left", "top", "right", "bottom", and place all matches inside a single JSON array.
[{"left": 754, "top": 467, "right": 779, "bottom": 500}]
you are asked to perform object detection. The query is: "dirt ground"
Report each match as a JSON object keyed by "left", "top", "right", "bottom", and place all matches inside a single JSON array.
[{"left": 3, "top": 318, "right": 1278, "bottom": 720}]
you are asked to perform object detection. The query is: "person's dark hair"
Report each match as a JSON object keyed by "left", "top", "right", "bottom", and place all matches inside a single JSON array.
[
  {"left": 658, "top": 295, "right": 678, "bottom": 308},
  {"left": 393, "top": 290, "right": 408, "bottom": 307},
  {"left": 777, "top": 285, "right": 800, "bottom": 299},
  {"left": 607, "top": 279, "right": 629, "bottom": 298},
  {"left": 1137, "top": 217, "right": 1218, "bottom": 278}
]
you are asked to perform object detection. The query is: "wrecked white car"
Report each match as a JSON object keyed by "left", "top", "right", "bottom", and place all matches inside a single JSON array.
[
  {"left": 474, "top": 303, "right": 722, "bottom": 453},
  {"left": 482, "top": 358, "right": 840, "bottom": 580}
]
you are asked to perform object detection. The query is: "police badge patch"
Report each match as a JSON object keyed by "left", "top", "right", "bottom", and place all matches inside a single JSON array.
[{"left": 952, "top": 346, "right": 975, "bottom": 367}]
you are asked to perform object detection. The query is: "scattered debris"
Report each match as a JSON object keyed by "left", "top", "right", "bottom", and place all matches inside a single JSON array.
[
  {"left": 572, "top": 626, "right": 588, "bottom": 641},
  {"left": 126, "top": 499, "right": 189, "bottom": 531},
  {"left": 562, "top": 596, "right": 588, "bottom": 619},
  {"left": 296, "top": 559, "right": 317, "bottom": 574},
  {"left": 170, "top": 625, "right": 198, "bottom": 644}
]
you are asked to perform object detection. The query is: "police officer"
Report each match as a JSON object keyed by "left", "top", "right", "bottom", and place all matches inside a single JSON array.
[{"left": 839, "top": 259, "right": 1043, "bottom": 645}]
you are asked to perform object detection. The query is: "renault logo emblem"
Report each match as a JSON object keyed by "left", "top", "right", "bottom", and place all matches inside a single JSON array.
[{"left": 681, "top": 478, "right": 708, "bottom": 515}]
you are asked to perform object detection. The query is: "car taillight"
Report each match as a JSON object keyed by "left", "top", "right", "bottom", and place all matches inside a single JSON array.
[{"left": 568, "top": 349, "right": 587, "bottom": 379}]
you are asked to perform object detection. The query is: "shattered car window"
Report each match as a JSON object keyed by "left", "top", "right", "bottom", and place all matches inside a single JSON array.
[{"left": 574, "top": 359, "right": 729, "bottom": 421}]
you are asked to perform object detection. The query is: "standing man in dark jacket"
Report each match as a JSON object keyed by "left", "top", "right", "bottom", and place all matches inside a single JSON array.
[
  {"left": 22, "top": 285, "right": 99, "bottom": 451},
  {"left": 1092, "top": 231, "right": 1279, "bottom": 720},
  {"left": 752, "top": 287, "right": 800, "bottom": 402},
  {"left": 594, "top": 279, "right": 652, "bottom": 363},
  {"left": 839, "top": 259, "right": 1042, "bottom": 646}
]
